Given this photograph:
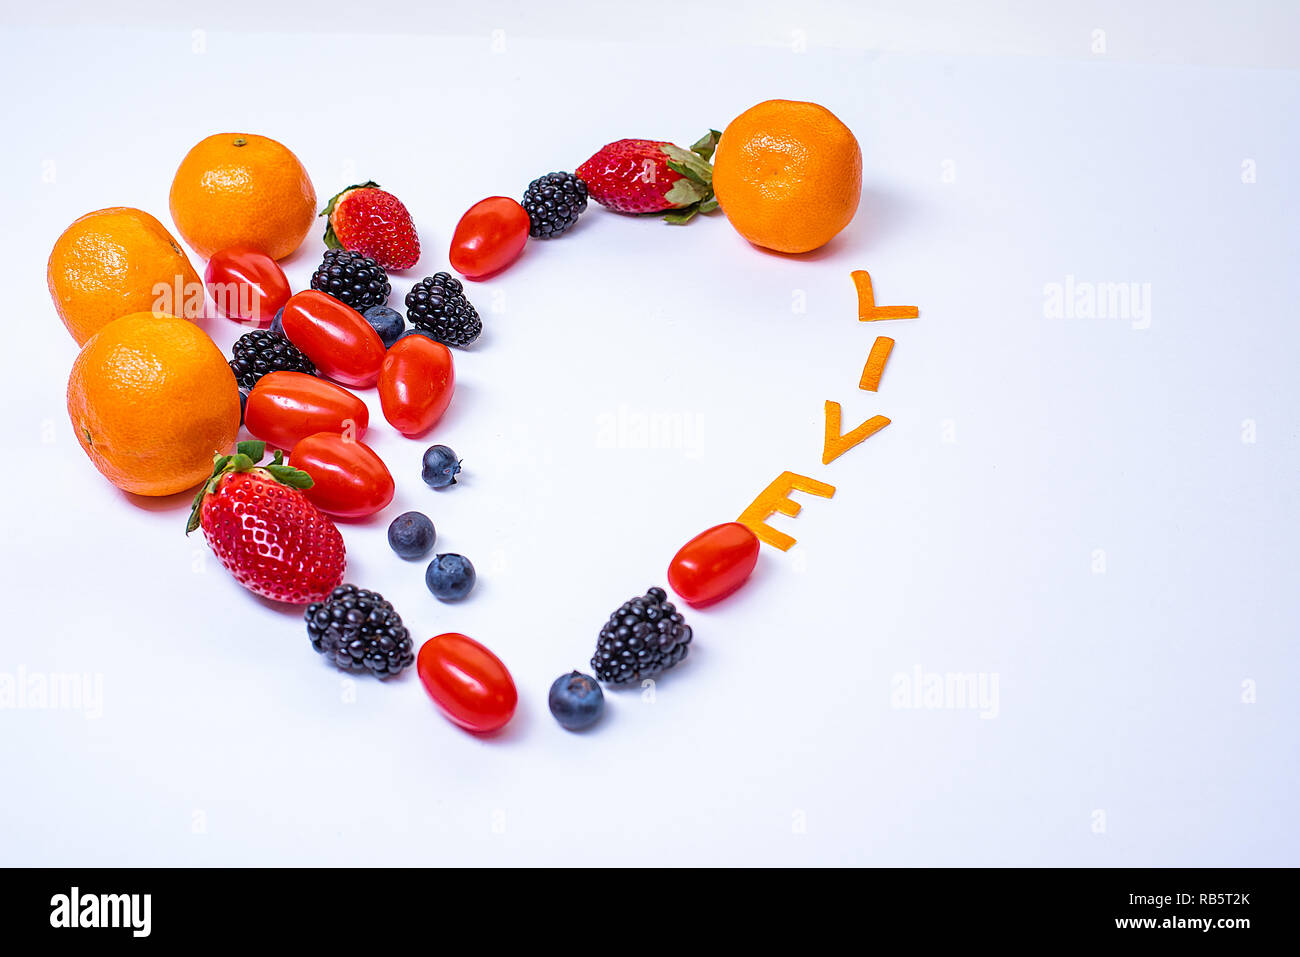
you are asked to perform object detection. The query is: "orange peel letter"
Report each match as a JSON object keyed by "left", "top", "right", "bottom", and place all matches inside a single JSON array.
[
  {"left": 822, "top": 403, "right": 889, "bottom": 465},
  {"left": 852, "top": 270, "right": 918, "bottom": 322},
  {"left": 738, "top": 471, "right": 836, "bottom": 551},
  {"left": 859, "top": 336, "right": 894, "bottom": 392}
]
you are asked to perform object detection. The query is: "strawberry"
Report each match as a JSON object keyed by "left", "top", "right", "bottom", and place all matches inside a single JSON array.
[
  {"left": 186, "top": 441, "right": 346, "bottom": 604},
  {"left": 321, "top": 181, "right": 421, "bottom": 270},
  {"left": 577, "top": 130, "right": 721, "bottom": 224}
]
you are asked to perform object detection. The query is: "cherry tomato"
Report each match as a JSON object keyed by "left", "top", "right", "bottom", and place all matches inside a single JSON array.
[
  {"left": 204, "top": 246, "right": 290, "bottom": 324},
  {"left": 280, "top": 290, "right": 386, "bottom": 388},
  {"left": 289, "top": 432, "right": 394, "bottom": 518},
  {"left": 244, "top": 371, "right": 369, "bottom": 451},
  {"left": 378, "top": 335, "right": 454, "bottom": 436},
  {"left": 667, "top": 522, "right": 761, "bottom": 607},
  {"left": 417, "top": 633, "right": 517, "bottom": 734},
  {"left": 449, "top": 197, "right": 530, "bottom": 280}
]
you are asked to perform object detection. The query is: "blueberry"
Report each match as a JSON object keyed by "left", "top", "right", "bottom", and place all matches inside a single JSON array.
[
  {"left": 238, "top": 389, "right": 247, "bottom": 425},
  {"left": 396, "top": 329, "right": 436, "bottom": 343},
  {"left": 426, "top": 553, "right": 475, "bottom": 600},
  {"left": 363, "top": 305, "right": 405, "bottom": 348},
  {"left": 269, "top": 306, "right": 285, "bottom": 338},
  {"left": 548, "top": 671, "right": 604, "bottom": 731},
  {"left": 421, "top": 445, "right": 461, "bottom": 488},
  {"left": 387, "top": 511, "right": 436, "bottom": 560}
]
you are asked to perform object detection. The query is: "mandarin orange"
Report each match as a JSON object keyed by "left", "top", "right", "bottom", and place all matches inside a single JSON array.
[
  {"left": 169, "top": 133, "right": 316, "bottom": 261},
  {"left": 712, "top": 100, "right": 862, "bottom": 254},
  {"left": 47, "top": 208, "right": 200, "bottom": 345},
  {"left": 67, "top": 313, "right": 240, "bottom": 496}
]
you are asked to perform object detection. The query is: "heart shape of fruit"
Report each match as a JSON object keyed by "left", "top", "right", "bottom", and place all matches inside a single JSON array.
[{"left": 55, "top": 99, "right": 872, "bottom": 737}]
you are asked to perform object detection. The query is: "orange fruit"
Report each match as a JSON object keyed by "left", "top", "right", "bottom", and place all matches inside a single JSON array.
[
  {"left": 169, "top": 133, "right": 316, "bottom": 261},
  {"left": 47, "top": 208, "right": 201, "bottom": 346},
  {"left": 67, "top": 313, "right": 240, "bottom": 497},
  {"left": 712, "top": 100, "right": 862, "bottom": 254}
]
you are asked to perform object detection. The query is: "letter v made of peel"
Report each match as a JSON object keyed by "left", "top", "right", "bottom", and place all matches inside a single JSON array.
[{"left": 822, "top": 403, "right": 890, "bottom": 465}]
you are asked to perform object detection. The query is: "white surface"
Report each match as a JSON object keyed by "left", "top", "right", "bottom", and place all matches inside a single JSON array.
[{"left": 1, "top": 3, "right": 1297, "bottom": 866}]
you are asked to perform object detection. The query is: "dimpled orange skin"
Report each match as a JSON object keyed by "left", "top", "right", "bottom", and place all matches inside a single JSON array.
[
  {"left": 712, "top": 100, "right": 862, "bottom": 254},
  {"left": 67, "top": 313, "right": 241, "bottom": 496},
  {"left": 169, "top": 133, "right": 317, "bottom": 261},
  {"left": 47, "top": 208, "right": 201, "bottom": 346}
]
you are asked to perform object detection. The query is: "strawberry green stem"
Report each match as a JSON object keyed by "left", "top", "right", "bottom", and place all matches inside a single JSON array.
[
  {"left": 661, "top": 130, "right": 723, "bottom": 225},
  {"left": 185, "top": 441, "right": 313, "bottom": 535}
]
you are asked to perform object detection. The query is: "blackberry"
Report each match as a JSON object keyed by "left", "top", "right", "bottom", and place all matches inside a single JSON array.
[
  {"left": 310, "top": 249, "right": 391, "bottom": 310},
  {"left": 522, "top": 171, "right": 588, "bottom": 238},
  {"left": 405, "top": 272, "right": 482, "bottom": 347},
  {"left": 590, "top": 587, "right": 692, "bottom": 684},
  {"left": 228, "top": 330, "right": 315, "bottom": 390},
  {"left": 305, "top": 584, "right": 415, "bottom": 679}
]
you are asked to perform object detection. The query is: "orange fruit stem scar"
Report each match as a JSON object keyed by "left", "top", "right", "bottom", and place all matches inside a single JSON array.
[
  {"left": 823, "top": 403, "right": 889, "bottom": 465},
  {"left": 852, "top": 270, "right": 918, "bottom": 322},
  {"left": 738, "top": 471, "right": 836, "bottom": 551},
  {"left": 858, "top": 336, "right": 894, "bottom": 391}
]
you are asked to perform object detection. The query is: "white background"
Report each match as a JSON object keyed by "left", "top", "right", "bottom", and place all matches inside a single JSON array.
[{"left": 1, "top": 1, "right": 1297, "bottom": 866}]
